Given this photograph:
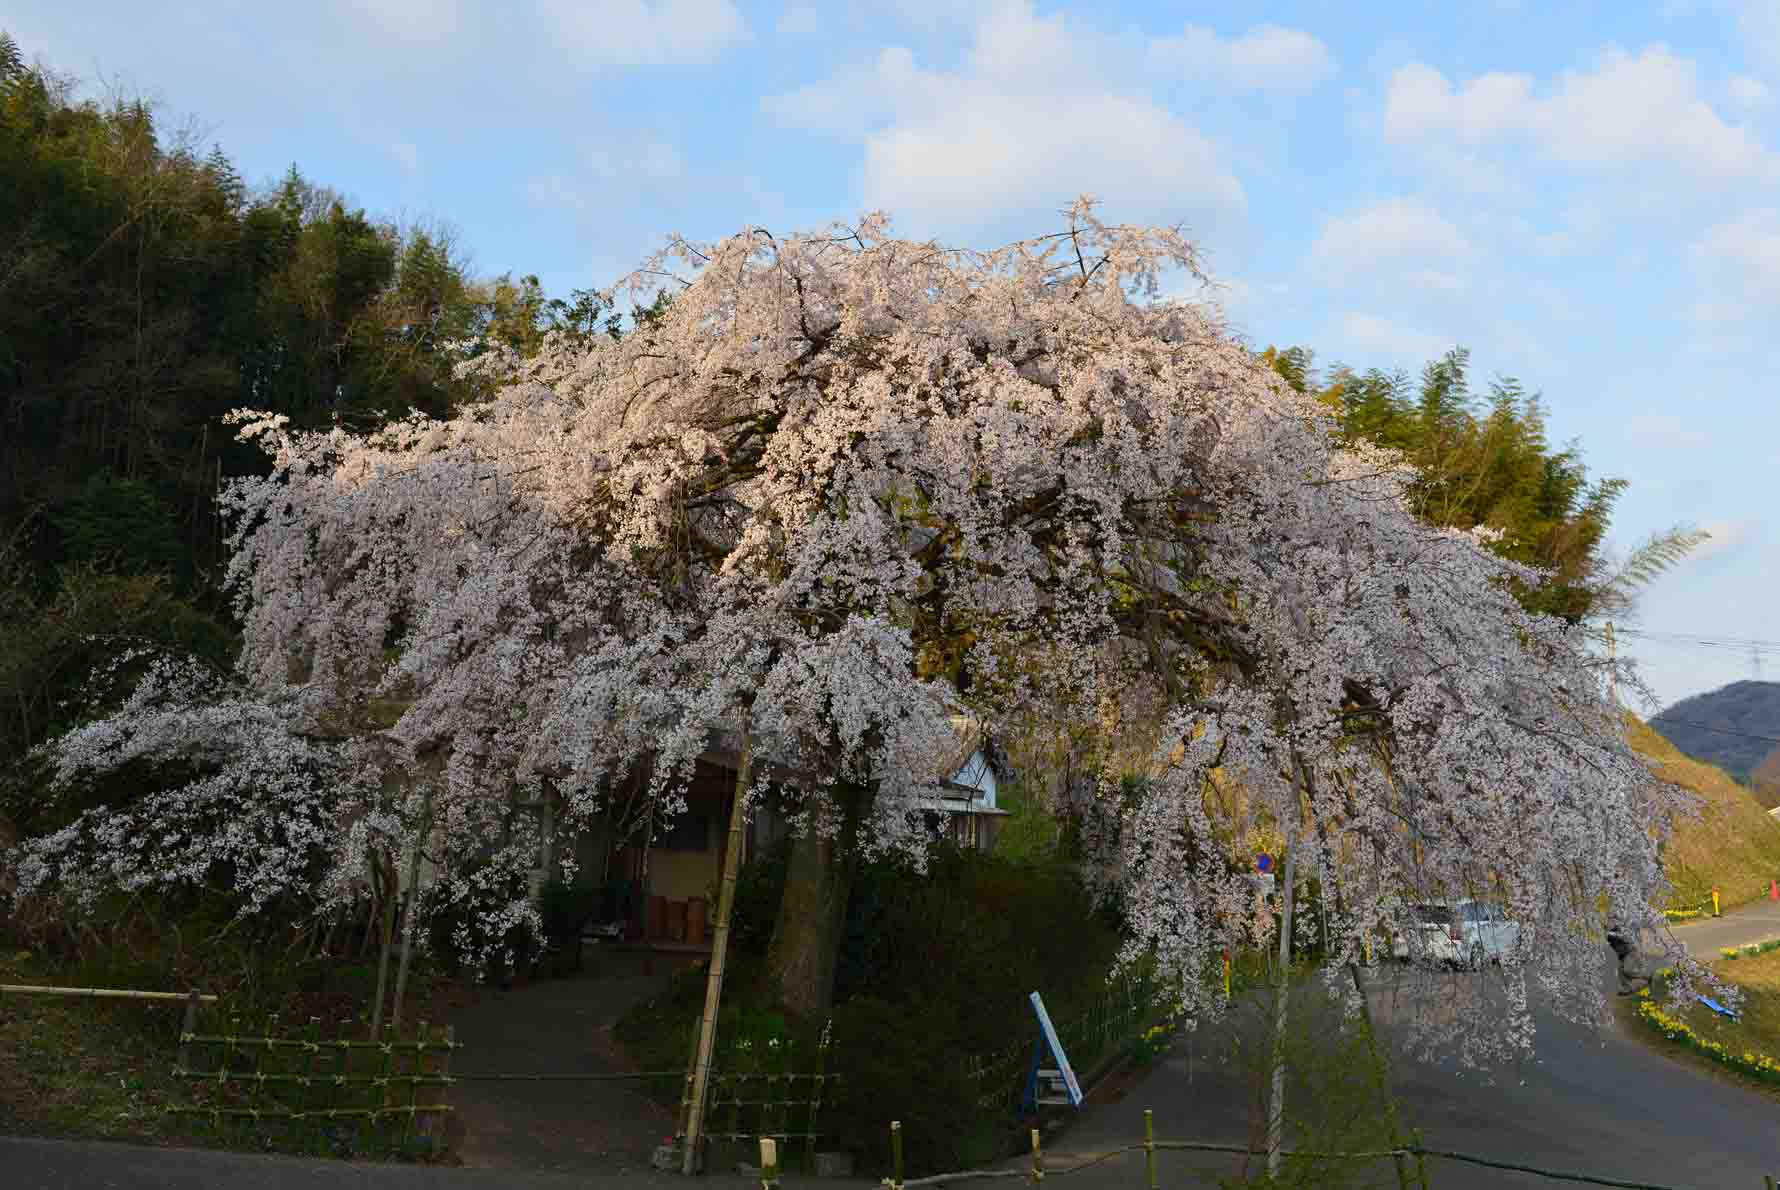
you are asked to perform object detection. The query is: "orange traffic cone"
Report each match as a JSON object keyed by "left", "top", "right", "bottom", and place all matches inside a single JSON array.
[{"left": 1770, "top": 879, "right": 1777, "bottom": 902}]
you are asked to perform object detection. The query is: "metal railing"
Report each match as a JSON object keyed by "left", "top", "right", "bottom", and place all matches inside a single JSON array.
[{"left": 960, "top": 971, "right": 1167, "bottom": 1114}]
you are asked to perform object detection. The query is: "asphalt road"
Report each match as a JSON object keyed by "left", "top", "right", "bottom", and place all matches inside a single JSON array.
[
  {"left": 0, "top": 1136, "right": 853, "bottom": 1190},
  {"left": 1027, "top": 965, "right": 1779, "bottom": 1189},
  {"left": 1672, "top": 898, "right": 1780, "bottom": 958}
]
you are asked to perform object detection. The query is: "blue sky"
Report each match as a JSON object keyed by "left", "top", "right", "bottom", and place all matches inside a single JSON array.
[{"left": 8, "top": 0, "right": 1777, "bottom": 713}]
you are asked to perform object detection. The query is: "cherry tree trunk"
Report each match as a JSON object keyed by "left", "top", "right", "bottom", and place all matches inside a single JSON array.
[
  {"left": 765, "top": 785, "right": 867, "bottom": 1026},
  {"left": 766, "top": 827, "right": 852, "bottom": 1025}
]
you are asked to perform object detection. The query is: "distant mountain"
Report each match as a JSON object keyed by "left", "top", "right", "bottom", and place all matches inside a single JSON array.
[{"left": 1650, "top": 681, "right": 1780, "bottom": 788}]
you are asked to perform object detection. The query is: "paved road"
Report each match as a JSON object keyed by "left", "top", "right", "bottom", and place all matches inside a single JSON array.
[
  {"left": 1672, "top": 898, "right": 1780, "bottom": 958},
  {"left": 1025, "top": 966, "right": 1779, "bottom": 1189}
]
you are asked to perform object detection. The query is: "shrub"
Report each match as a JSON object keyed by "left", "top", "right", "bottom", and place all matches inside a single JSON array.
[
  {"left": 826, "top": 994, "right": 983, "bottom": 1176},
  {"left": 537, "top": 878, "right": 597, "bottom": 954}
]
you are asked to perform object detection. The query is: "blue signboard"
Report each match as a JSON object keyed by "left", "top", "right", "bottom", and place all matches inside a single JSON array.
[
  {"left": 1256, "top": 853, "right": 1273, "bottom": 874},
  {"left": 1027, "top": 992, "right": 1083, "bottom": 1108}
]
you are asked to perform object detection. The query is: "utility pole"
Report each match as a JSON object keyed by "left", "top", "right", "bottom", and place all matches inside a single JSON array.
[{"left": 1265, "top": 807, "right": 1301, "bottom": 1181}]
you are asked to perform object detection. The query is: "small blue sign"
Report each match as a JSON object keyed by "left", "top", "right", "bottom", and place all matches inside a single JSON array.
[
  {"left": 1028, "top": 992, "right": 1083, "bottom": 1108},
  {"left": 1256, "top": 853, "right": 1273, "bottom": 874}
]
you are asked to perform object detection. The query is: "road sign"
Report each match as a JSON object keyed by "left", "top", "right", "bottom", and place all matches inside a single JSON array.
[
  {"left": 1256, "top": 853, "right": 1273, "bottom": 874},
  {"left": 1247, "top": 873, "right": 1275, "bottom": 895}
]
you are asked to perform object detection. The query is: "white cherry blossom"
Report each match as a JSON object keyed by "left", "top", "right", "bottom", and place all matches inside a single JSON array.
[{"left": 9, "top": 199, "right": 1690, "bottom": 1051}]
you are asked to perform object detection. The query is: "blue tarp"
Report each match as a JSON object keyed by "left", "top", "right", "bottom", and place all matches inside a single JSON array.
[{"left": 1696, "top": 994, "right": 1739, "bottom": 1020}]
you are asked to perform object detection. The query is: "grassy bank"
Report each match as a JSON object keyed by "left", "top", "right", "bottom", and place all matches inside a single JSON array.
[
  {"left": 1629, "top": 949, "right": 1780, "bottom": 1098},
  {"left": 0, "top": 944, "right": 467, "bottom": 1154},
  {"left": 0, "top": 949, "right": 187, "bottom": 1144},
  {"left": 1627, "top": 715, "right": 1780, "bottom": 914}
]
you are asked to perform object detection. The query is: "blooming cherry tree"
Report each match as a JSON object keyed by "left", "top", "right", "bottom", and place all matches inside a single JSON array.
[{"left": 10, "top": 198, "right": 1687, "bottom": 1056}]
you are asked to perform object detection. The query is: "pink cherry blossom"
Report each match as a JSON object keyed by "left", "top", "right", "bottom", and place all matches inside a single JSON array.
[{"left": 8, "top": 199, "right": 1694, "bottom": 1053}]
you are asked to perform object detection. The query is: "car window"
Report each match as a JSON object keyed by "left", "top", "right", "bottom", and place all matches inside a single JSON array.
[{"left": 1412, "top": 905, "right": 1453, "bottom": 925}]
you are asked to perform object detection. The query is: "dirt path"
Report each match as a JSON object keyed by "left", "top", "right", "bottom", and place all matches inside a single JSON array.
[{"left": 439, "top": 951, "right": 698, "bottom": 1175}]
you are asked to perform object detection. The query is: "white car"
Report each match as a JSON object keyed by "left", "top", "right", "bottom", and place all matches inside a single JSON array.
[{"left": 1390, "top": 900, "right": 1521, "bottom": 968}]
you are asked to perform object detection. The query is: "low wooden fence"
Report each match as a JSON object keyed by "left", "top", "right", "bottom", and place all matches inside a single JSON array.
[
  {"left": 674, "top": 1026, "right": 841, "bottom": 1170},
  {"left": 170, "top": 999, "right": 459, "bottom": 1160},
  {"left": 861, "top": 1112, "right": 1771, "bottom": 1190},
  {"left": 1, "top": 982, "right": 459, "bottom": 1160}
]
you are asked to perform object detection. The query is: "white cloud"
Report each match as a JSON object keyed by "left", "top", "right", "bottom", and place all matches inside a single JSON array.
[
  {"left": 537, "top": 0, "right": 747, "bottom": 66},
  {"left": 761, "top": 46, "right": 911, "bottom": 132},
  {"left": 1727, "top": 74, "right": 1775, "bottom": 113},
  {"left": 1383, "top": 47, "right": 1780, "bottom": 194},
  {"left": 1742, "top": 1, "right": 1780, "bottom": 72},
  {"left": 966, "top": 0, "right": 1079, "bottom": 84},
  {"left": 1624, "top": 411, "right": 1712, "bottom": 448},
  {"left": 1526, "top": 281, "right": 1580, "bottom": 323},
  {"left": 775, "top": 2, "right": 822, "bottom": 38},
  {"left": 1310, "top": 198, "right": 1477, "bottom": 291},
  {"left": 1691, "top": 519, "right": 1754, "bottom": 563},
  {"left": 860, "top": 90, "right": 1244, "bottom": 229},
  {"left": 524, "top": 132, "right": 688, "bottom": 216},
  {"left": 1148, "top": 23, "right": 1333, "bottom": 89},
  {"left": 1416, "top": 144, "right": 1528, "bottom": 199},
  {"left": 761, "top": 3, "right": 1247, "bottom": 236},
  {"left": 1686, "top": 208, "right": 1780, "bottom": 348},
  {"left": 1158, "top": 270, "right": 1288, "bottom": 337},
  {"left": 1329, "top": 312, "right": 1450, "bottom": 363},
  {"left": 390, "top": 140, "right": 423, "bottom": 184}
]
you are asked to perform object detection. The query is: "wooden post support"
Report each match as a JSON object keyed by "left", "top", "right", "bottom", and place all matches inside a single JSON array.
[
  {"left": 759, "top": 1137, "right": 780, "bottom": 1190},
  {"left": 682, "top": 725, "right": 754, "bottom": 1176},
  {"left": 891, "top": 1120, "right": 904, "bottom": 1190},
  {"left": 1030, "top": 1127, "right": 1043, "bottom": 1186},
  {"left": 177, "top": 990, "right": 200, "bottom": 1073},
  {"left": 1143, "top": 1108, "right": 1157, "bottom": 1190}
]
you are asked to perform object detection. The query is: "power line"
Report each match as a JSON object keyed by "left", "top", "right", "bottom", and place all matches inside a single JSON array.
[
  {"left": 1649, "top": 717, "right": 1780, "bottom": 747},
  {"left": 1612, "top": 627, "right": 1780, "bottom": 655}
]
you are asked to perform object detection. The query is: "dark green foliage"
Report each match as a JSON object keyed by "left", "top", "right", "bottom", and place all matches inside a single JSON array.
[
  {"left": 0, "top": 554, "right": 236, "bottom": 827},
  {"left": 536, "top": 878, "right": 597, "bottom": 954},
  {"left": 825, "top": 994, "right": 986, "bottom": 1176},
  {"left": 1262, "top": 342, "right": 1681, "bottom": 624},
  {"left": 619, "top": 844, "right": 1123, "bottom": 1173},
  {"left": 0, "top": 30, "right": 638, "bottom": 610},
  {"left": 730, "top": 835, "right": 791, "bottom": 953},
  {"left": 50, "top": 470, "right": 185, "bottom": 578},
  {"left": 833, "top": 844, "right": 1121, "bottom": 1043}
]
